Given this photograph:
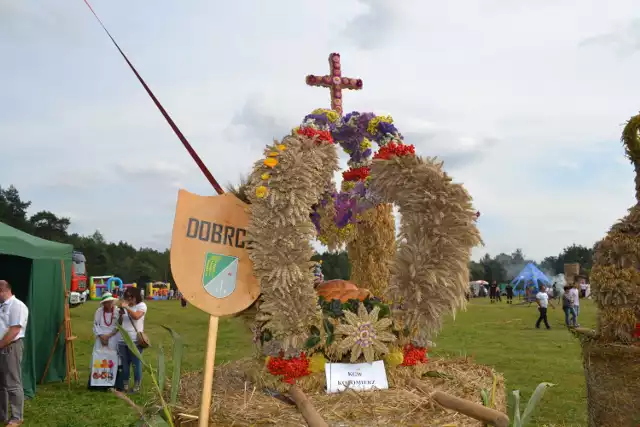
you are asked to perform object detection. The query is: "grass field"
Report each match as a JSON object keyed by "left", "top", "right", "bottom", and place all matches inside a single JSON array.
[{"left": 23, "top": 298, "right": 594, "bottom": 427}]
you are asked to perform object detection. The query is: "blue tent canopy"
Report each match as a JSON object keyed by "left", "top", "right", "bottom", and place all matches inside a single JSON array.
[{"left": 510, "top": 263, "right": 551, "bottom": 295}]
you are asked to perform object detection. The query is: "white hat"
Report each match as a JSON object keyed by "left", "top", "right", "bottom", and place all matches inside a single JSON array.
[{"left": 100, "top": 292, "right": 117, "bottom": 304}]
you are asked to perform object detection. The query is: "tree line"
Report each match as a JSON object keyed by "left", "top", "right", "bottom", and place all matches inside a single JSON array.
[
  {"left": 469, "top": 245, "right": 594, "bottom": 283},
  {"left": 1, "top": 184, "right": 594, "bottom": 286},
  {"left": 0, "top": 185, "right": 172, "bottom": 286}
]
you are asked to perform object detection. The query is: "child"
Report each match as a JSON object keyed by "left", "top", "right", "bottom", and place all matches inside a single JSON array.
[{"left": 562, "top": 286, "right": 577, "bottom": 327}]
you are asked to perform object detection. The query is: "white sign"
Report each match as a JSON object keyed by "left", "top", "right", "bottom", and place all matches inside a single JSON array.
[{"left": 325, "top": 361, "right": 389, "bottom": 394}]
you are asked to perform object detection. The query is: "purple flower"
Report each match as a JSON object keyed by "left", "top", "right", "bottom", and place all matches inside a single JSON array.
[{"left": 377, "top": 122, "right": 398, "bottom": 136}]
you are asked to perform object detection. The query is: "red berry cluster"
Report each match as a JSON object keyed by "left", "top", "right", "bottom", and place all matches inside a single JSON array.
[
  {"left": 634, "top": 322, "right": 640, "bottom": 339},
  {"left": 296, "top": 127, "right": 334, "bottom": 144},
  {"left": 373, "top": 142, "right": 416, "bottom": 160},
  {"left": 401, "top": 344, "right": 428, "bottom": 366},
  {"left": 266, "top": 352, "right": 311, "bottom": 384},
  {"left": 342, "top": 166, "right": 370, "bottom": 182}
]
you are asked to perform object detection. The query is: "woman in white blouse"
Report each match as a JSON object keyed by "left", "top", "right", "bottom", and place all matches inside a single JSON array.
[{"left": 92, "top": 292, "right": 120, "bottom": 351}]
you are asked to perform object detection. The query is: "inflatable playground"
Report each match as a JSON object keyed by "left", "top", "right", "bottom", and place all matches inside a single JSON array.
[
  {"left": 146, "top": 281, "right": 171, "bottom": 300},
  {"left": 89, "top": 275, "right": 137, "bottom": 300}
]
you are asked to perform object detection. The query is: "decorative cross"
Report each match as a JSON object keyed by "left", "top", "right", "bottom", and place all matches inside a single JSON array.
[{"left": 305, "top": 53, "right": 363, "bottom": 115}]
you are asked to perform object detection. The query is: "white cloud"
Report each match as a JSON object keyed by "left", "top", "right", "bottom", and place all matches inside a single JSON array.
[{"left": 1, "top": 0, "right": 639, "bottom": 263}]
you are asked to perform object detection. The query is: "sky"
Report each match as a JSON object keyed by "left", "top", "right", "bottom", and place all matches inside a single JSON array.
[{"left": 1, "top": 0, "right": 639, "bottom": 261}]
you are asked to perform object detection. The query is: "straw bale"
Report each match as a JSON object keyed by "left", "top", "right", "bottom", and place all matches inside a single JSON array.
[
  {"left": 177, "top": 357, "right": 505, "bottom": 427},
  {"left": 578, "top": 334, "right": 640, "bottom": 427}
]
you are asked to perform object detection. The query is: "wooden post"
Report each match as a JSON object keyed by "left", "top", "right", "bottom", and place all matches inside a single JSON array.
[
  {"left": 40, "top": 320, "right": 64, "bottom": 384},
  {"left": 198, "top": 315, "right": 219, "bottom": 427},
  {"left": 409, "top": 380, "right": 509, "bottom": 427},
  {"left": 431, "top": 390, "right": 509, "bottom": 427},
  {"left": 289, "top": 385, "right": 329, "bottom": 427}
]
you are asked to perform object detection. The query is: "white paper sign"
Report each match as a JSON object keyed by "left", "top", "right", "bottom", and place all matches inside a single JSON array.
[{"left": 325, "top": 361, "right": 389, "bottom": 393}]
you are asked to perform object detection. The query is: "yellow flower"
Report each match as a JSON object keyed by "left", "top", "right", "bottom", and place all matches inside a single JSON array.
[
  {"left": 311, "top": 108, "right": 339, "bottom": 123},
  {"left": 255, "top": 186, "right": 268, "bottom": 198},
  {"left": 309, "top": 353, "right": 327, "bottom": 373},
  {"left": 326, "top": 110, "right": 339, "bottom": 123},
  {"left": 261, "top": 173, "right": 270, "bottom": 180},
  {"left": 341, "top": 181, "right": 356, "bottom": 191},
  {"left": 264, "top": 356, "right": 271, "bottom": 367},
  {"left": 360, "top": 138, "right": 372, "bottom": 150},
  {"left": 384, "top": 351, "right": 404, "bottom": 368},
  {"left": 264, "top": 157, "right": 278, "bottom": 168},
  {"left": 367, "top": 115, "right": 393, "bottom": 135},
  {"left": 277, "top": 144, "right": 286, "bottom": 151},
  {"left": 267, "top": 151, "right": 279, "bottom": 157}
]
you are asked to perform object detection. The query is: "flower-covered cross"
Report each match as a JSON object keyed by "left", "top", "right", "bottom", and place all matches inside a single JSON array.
[{"left": 306, "top": 53, "right": 363, "bottom": 115}]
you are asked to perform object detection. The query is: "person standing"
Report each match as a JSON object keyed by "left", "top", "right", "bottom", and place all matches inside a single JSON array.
[
  {"left": 505, "top": 283, "right": 514, "bottom": 304},
  {"left": 0, "top": 280, "right": 29, "bottom": 426},
  {"left": 562, "top": 286, "right": 577, "bottom": 327},
  {"left": 569, "top": 283, "right": 580, "bottom": 327},
  {"left": 535, "top": 284, "right": 554, "bottom": 329},
  {"left": 89, "top": 293, "right": 120, "bottom": 391},
  {"left": 489, "top": 281, "right": 498, "bottom": 303},
  {"left": 116, "top": 287, "right": 147, "bottom": 393}
]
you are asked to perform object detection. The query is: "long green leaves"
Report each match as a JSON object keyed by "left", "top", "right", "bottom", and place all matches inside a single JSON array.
[
  {"left": 161, "top": 325, "right": 184, "bottom": 405},
  {"left": 511, "top": 383, "right": 555, "bottom": 427},
  {"left": 158, "top": 344, "right": 166, "bottom": 392},
  {"left": 512, "top": 390, "right": 522, "bottom": 427},
  {"left": 116, "top": 324, "right": 185, "bottom": 427}
]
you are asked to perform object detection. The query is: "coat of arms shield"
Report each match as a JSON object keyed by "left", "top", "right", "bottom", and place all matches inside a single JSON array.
[{"left": 170, "top": 190, "right": 259, "bottom": 316}]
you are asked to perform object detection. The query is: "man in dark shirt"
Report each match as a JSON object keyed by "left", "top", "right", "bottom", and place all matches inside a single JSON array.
[
  {"left": 489, "top": 281, "right": 498, "bottom": 303},
  {"left": 505, "top": 283, "right": 514, "bottom": 304}
]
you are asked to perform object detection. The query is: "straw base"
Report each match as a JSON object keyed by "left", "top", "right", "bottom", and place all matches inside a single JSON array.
[{"left": 177, "top": 356, "right": 506, "bottom": 426}]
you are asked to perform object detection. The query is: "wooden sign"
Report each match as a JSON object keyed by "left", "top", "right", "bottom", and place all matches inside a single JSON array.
[
  {"left": 170, "top": 189, "right": 260, "bottom": 427},
  {"left": 325, "top": 361, "right": 389, "bottom": 393},
  {"left": 170, "top": 189, "right": 260, "bottom": 316}
]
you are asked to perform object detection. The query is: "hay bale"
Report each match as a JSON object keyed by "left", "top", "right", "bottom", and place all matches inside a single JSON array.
[
  {"left": 564, "top": 263, "right": 580, "bottom": 285},
  {"left": 178, "top": 357, "right": 506, "bottom": 426},
  {"left": 579, "top": 336, "right": 640, "bottom": 427}
]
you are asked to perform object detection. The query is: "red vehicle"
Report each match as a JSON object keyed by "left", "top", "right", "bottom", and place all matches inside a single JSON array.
[{"left": 69, "top": 251, "right": 89, "bottom": 307}]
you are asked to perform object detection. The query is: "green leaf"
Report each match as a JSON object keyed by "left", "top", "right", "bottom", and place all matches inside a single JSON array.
[
  {"left": 325, "top": 333, "right": 334, "bottom": 346},
  {"left": 322, "top": 318, "right": 334, "bottom": 334},
  {"left": 309, "top": 326, "right": 321, "bottom": 337},
  {"left": 262, "top": 329, "right": 272, "bottom": 342},
  {"left": 157, "top": 344, "right": 166, "bottom": 392},
  {"left": 161, "top": 326, "right": 184, "bottom": 406},
  {"left": 116, "top": 324, "right": 147, "bottom": 366},
  {"left": 512, "top": 390, "right": 522, "bottom": 427},
  {"left": 304, "top": 335, "right": 321, "bottom": 349},
  {"left": 377, "top": 304, "right": 390, "bottom": 319},
  {"left": 480, "top": 389, "right": 489, "bottom": 407},
  {"left": 520, "top": 382, "right": 555, "bottom": 426}
]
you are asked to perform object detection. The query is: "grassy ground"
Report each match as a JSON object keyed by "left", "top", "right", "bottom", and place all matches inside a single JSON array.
[{"left": 23, "top": 298, "right": 594, "bottom": 426}]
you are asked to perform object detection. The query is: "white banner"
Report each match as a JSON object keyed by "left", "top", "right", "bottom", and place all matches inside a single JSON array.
[
  {"left": 90, "top": 347, "right": 118, "bottom": 387},
  {"left": 325, "top": 361, "right": 389, "bottom": 394}
]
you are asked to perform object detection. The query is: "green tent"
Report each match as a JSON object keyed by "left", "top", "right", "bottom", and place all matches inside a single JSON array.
[{"left": 0, "top": 222, "right": 72, "bottom": 398}]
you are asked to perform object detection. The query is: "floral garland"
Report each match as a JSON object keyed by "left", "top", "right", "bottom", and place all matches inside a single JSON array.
[{"left": 305, "top": 109, "right": 416, "bottom": 244}]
